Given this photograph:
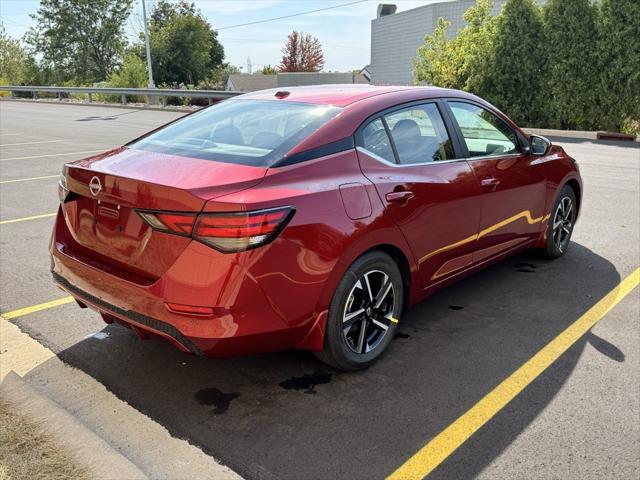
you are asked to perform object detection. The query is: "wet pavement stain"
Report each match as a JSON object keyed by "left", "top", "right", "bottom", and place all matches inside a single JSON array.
[
  {"left": 394, "top": 332, "right": 411, "bottom": 339},
  {"left": 194, "top": 388, "right": 240, "bottom": 414},
  {"left": 448, "top": 305, "right": 464, "bottom": 310},
  {"left": 425, "top": 325, "right": 462, "bottom": 334},
  {"left": 279, "top": 372, "right": 331, "bottom": 394},
  {"left": 515, "top": 262, "right": 537, "bottom": 273}
]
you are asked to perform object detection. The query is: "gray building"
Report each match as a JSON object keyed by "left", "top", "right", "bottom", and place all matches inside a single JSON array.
[
  {"left": 226, "top": 72, "right": 368, "bottom": 92},
  {"left": 277, "top": 72, "right": 369, "bottom": 88},
  {"left": 226, "top": 74, "right": 277, "bottom": 92},
  {"left": 370, "top": 0, "right": 545, "bottom": 85}
]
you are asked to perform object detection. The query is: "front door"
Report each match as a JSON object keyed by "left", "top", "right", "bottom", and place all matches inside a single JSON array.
[
  {"left": 356, "top": 101, "right": 482, "bottom": 287},
  {"left": 446, "top": 101, "right": 547, "bottom": 263}
]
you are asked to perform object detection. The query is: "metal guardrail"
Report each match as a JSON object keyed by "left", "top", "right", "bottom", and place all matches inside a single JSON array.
[{"left": 0, "top": 85, "right": 241, "bottom": 107}]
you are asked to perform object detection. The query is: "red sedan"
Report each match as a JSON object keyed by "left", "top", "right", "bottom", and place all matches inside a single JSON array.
[{"left": 51, "top": 85, "right": 582, "bottom": 370}]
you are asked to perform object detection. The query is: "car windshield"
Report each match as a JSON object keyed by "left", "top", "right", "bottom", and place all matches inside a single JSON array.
[{"left": 129, "top": 99, "right": 342, "bottom": 167}]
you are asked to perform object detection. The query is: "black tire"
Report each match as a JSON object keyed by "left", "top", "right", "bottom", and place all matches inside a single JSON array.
[
  {"left": 541, "top": 185, "right": 577, "bottom": 259},
  {"left": 314, "top": 251, "right": 404, "bottom": 371}
]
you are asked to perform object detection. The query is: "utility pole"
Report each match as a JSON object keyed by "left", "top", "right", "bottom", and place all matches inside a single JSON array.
[{"left": 141, "top": 0, "right": 155, "bottom": 88}]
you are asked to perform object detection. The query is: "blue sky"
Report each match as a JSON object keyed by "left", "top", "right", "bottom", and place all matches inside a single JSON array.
[{"left": 0, "top": 0, "right": 436, "bottom": 71}]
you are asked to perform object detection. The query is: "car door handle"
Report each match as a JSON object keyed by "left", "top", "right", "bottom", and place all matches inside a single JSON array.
[
  {"left": 480, "top": 177, "right": 500, "bottom": 190},
  {"left": 385, "top": 191, "right": 415, "bottom": 204}
]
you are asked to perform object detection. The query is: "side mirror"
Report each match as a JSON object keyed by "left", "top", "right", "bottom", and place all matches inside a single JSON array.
[{"left": 529, "top": 135, "right": 551, "bottom": 156}]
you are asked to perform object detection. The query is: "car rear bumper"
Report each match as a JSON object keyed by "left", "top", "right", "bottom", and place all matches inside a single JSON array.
[
  {"left": 52, "top": 271, "right": 204, "bottom": 354},
  {"left": 50, "top": 209, "right": 327, "bottom": 357}
]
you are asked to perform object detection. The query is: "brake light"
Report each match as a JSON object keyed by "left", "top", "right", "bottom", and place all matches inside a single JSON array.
[
  {"left": 137, "top": 211, "right": 196, "bottom": 236},
  {"left": 194, "top": 207, "right": 294, "bottom": 252},
  {"left": 136, "top": 206, "right": 294, "bottom": 253}
]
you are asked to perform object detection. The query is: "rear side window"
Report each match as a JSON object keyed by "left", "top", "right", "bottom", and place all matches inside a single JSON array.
[
  {"left": 361, "top": 118, "right": 395, "bottom": 163},
  {"left": 129, "top": 100, "right": 342, "bottom": 166},
  {"left": 384, "top": 103, "right": 454, "bottom": 164},
  {"left": 448, "top": 102, "right": 518, "bottom": 157}
]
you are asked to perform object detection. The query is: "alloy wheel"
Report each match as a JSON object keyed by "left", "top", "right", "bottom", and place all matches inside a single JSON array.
[
  {"left": 552, "top": 196, "right": 573, "bottom": 252},
  {"left": 342, "top": 270, "right": 397, "bottom": 354}
]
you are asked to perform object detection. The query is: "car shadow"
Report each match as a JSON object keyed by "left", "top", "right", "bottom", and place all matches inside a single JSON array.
[{"left": 29, "top": 242, "right": 621, "bottom": 480}]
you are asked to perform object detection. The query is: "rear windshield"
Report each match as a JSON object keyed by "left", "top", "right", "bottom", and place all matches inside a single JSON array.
[{"left": 129, "top": 99, "right": 342, "bottom": 166}]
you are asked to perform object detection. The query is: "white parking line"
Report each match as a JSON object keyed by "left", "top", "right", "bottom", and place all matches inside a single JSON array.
[
  {"left": 0, "top": 140, "right": 64, "bottom": 147},
  {"left": 0, "top": 133, "right": 20, "bottom": 136},
  {"left": 0, "top": 213, "right": 56, "bottom": 225},
  {"left": 0, "top": 149, "right": 105, "bottom": 162},
  {"left": 0, "top": 175, "right": 59, "bottom": 184}
]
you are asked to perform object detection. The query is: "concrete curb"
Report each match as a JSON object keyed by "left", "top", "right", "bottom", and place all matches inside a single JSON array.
[
  {"left": 0, "top": 371, "right": 147, "bottom": 480},
  {"left": 524, "top": 128, "right": 599, "bottom": 140},
  {"left": 524, "top": 127, "right": 638, "bottom": 142}
]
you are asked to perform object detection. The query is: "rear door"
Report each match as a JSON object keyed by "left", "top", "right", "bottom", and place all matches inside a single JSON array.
[
  {"left": 356, "top": 101, "right": 481, "bottom": 287},
  {"left": 445, "top": 100, "right": 547, "bottom": 263}
]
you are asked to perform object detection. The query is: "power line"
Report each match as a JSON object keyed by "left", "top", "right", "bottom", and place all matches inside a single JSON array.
[
  {"left": 222, "top": 37, "right": 370, "bottom": 52},
  {"left": 216, "top": 0, "right": 369, "bottom": 31},
  {"left": 0, "top": 17, "right": 30, "bottom": 29}
]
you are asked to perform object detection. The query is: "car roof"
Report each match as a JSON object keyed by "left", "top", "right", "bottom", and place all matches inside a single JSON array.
[{"left": 236, "top": 84, "right": 458, "bottom": 107}]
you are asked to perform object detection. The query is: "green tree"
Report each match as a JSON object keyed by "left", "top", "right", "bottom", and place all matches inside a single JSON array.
[
  {"left": 414, "top": 18, "right": 459, "bottom": 87},
  {"left": 483, "top": 0, "right": 545, "bottom": 126},
  {"left": 597, "top": 0, "right": 640, "bottom": 133},
  {"left": 457, "top": 0, "right": 497, "bottom": 95},
  {"left": 543, "top": 0, "right": 598, "bottom": 130},
  {"left": 259, "top": 65, "right": 277, "bottom": 75},
  {"left": 0, "top": 23, "right": 28, "bottom": 85},
  {"left": 25, "top": 0, "right": 132, "bottom": 84},
  {"left": 146, "top": 1, "right": 224, "bottom": 86},
  {"left": 107, "top": 53, "right": 147, "bottom": 88},
  {"left": 98, "top": 53, "right": 148, "bottom": 103},
  {"left": 150, "top": 0, "right": 195, "bottom": 25},
  {"left": 414, "top": 0, "right": 496, "bottom": 92}
]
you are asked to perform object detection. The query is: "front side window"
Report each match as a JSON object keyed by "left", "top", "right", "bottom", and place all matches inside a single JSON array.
[
  {"left": 384, "top": 103, "right": 453, "bottom": 164},
  {"left": 448, "top": 102, "right": 518, "bottom": 157},
  {"left": 129, "top": 100, "right": 342, "bottom": 166}
]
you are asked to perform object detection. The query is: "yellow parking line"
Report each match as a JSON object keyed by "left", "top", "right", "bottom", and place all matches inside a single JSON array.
[
  {"left": 0, "top": 149, "right": 104, "bottom": 162},
  {"left": 0, "top": 139, "right": 64, "bottom": 147},
  {"left": 387, "top": 267, "right": 640, "bottom": 480},
  {"left": 1, "top": 320, "right": 55, "bottom": 380},
  {"left": 1, "top": 296, "right": 75, "bottom": 320},
  {"left": 0, "top": 175, "right": 59, "bottom": 184},
  {"left": 0, "top": 213, "right": 56, "bottom": 225}
]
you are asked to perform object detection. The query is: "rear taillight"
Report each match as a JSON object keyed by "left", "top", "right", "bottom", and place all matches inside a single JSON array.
[
  {"left": 137, "top": 206, "right": 294, "bottom": 253},
  {"left": 193, "top": 207, "right": 294, "bottom": 252},
  {"left": 58, "top": 169, "right": 69, "bottom": 203},
  {"left": 137, "top": 211, "right": 196, "bottom": 236}
]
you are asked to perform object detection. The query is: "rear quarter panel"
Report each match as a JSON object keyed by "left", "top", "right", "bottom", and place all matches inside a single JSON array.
[{"left": 207, "top": 150, "right": 419, "bottom": 331}]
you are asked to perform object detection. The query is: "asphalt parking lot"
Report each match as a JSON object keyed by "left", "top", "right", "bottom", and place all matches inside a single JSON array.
[{"left": 1, "top": 101, "right": 639, "bottom": 479}]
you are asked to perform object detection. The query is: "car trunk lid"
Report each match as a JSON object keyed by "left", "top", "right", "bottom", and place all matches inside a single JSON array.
[{"left": 60, "top": 147, "right": 267, "bottom": 280}]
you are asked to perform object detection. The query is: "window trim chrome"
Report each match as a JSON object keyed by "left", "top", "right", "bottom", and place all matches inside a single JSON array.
[
  {"left": 355, "top": 99, "right": 461, "bottom": 165},
  {"left": 355, "top": 96, "right": 526, "bottom": 167},
  {"left": 356, "top": 146, "right": 522, "bottom": 168}
]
